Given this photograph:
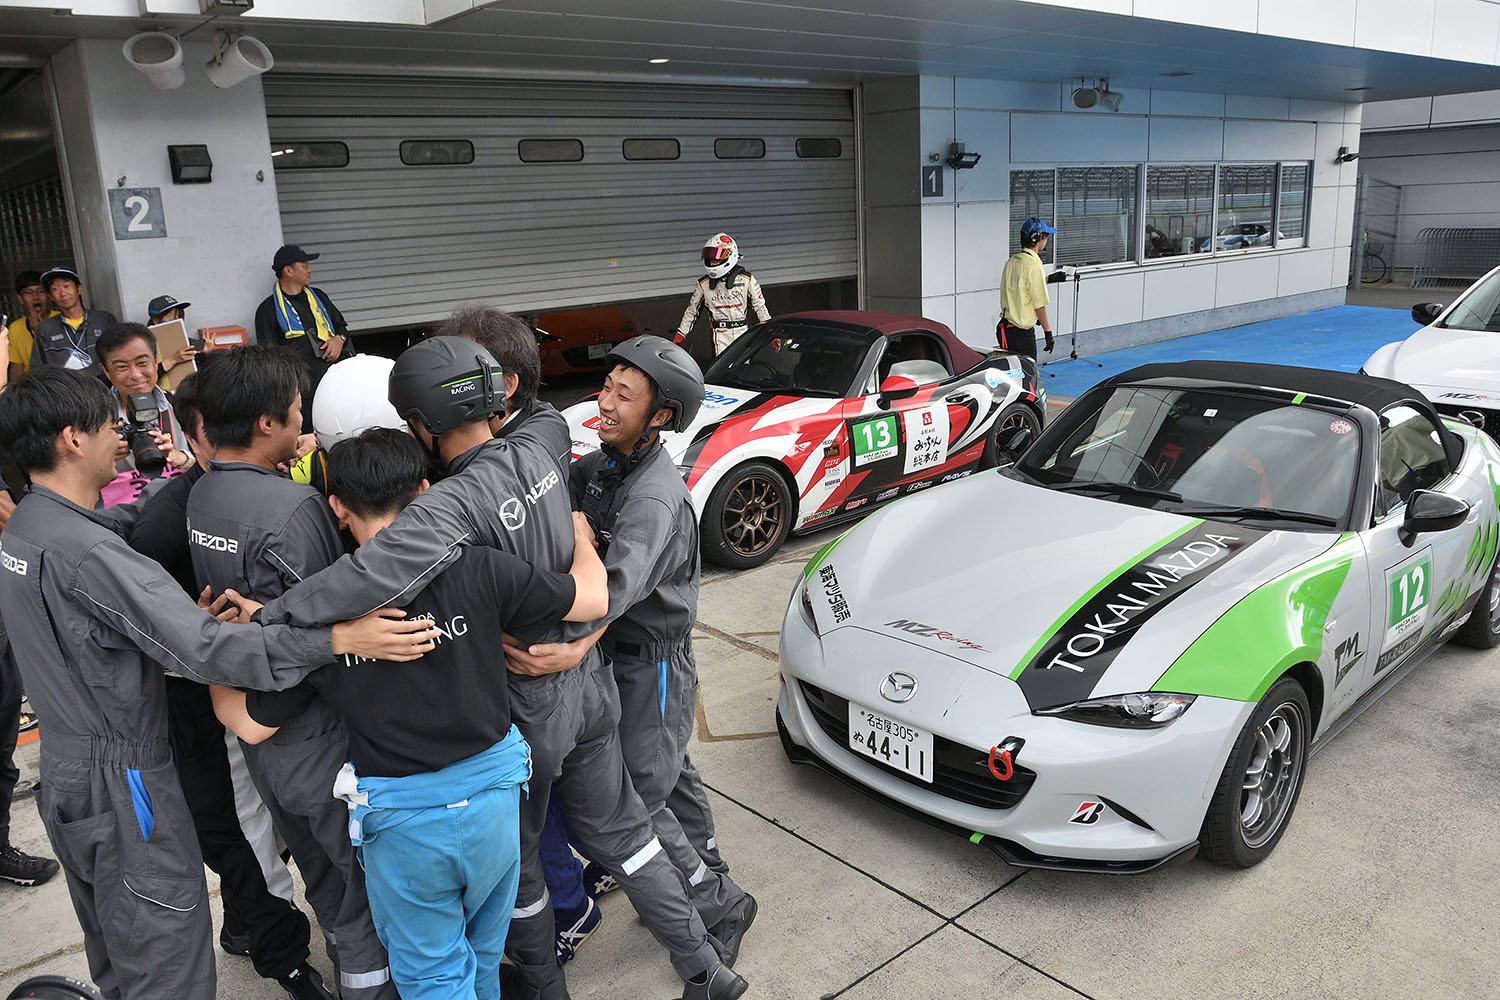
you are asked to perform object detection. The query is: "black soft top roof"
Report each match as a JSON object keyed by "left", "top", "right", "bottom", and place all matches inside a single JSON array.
[{"left": 1110, "top": 361, "right": 1421, "bottom": 412}]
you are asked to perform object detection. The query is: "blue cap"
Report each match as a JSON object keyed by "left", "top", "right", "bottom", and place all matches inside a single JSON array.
[{"left": 1020, "top": 217, "right": 1056, "bottom": 242}]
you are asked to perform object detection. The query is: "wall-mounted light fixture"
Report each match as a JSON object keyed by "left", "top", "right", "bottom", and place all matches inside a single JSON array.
[
  {"left": 123, "top": 32, "right": 185, "bottom": 90},
  {"left": 1072, "top": 78, "right": 1123, "bottom": 112},
  {"left": 945, "top": 141, "right": 981, "bottom": 170},
  {"left": 168, "top": 144, "right": 213, "bottom": 184},
  {"left": 1334, "top": 145, "right": 1360, "bottom": 164}
]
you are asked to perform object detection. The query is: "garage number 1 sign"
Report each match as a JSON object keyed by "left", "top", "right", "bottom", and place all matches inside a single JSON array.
[{"left": 108, "top": 187, "right": 167, "bottom": 240}]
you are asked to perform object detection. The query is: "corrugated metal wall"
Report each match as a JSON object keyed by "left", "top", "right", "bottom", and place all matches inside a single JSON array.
[{"left": 264, "top": 75, "right": 856, "bottom": 332}]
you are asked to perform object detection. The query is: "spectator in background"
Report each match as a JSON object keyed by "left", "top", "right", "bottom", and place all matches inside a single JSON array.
[
  {"left": 146, "top": 294, "right": 200, "bottom": 371},
  {"left": 30, "top": 266, "right": 116, "bottom": 377},
  {"left": 96, "top": 323, "right": 193, "bottom": 507},
  {"left": 254, "top": 245, "right": 351, "bottom": 433},
  {"left": 7, "top": 270, "right": 57, "bottom": 386}
]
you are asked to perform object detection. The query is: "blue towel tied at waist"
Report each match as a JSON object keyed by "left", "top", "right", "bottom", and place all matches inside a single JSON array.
[{"left": 334, "top": 725, "right": 531, "bottom": 846}]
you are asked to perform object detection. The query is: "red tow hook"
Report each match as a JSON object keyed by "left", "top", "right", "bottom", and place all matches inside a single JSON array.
[{"left": 986, "top": 737, "right": 1025, "bottom": 782}]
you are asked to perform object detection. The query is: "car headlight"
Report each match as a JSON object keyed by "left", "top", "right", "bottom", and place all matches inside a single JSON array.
[
  {"left": 798, "top": 581, "right": 818, "bottom": 634},
  {"left": 1035, "top": 692, "right": 1195, "bottom": 728}
]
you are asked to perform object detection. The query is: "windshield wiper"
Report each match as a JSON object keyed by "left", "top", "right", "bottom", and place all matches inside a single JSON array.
[
  {"left": 1177, "top": 504, "right": 1338, "bottom": 527},
  {"left": 1051, "top": 480, "right": 1184, "bottom": 503}
]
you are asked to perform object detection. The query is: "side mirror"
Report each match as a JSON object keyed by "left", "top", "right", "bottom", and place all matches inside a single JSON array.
[
  {"left": 877, "top": 376, "right": 920, "bottom": 408},
  {"left": 1411, "top": 302, "right": 1444, "bottom": 325},
  {"left": 1399, "top": 489, "right": 1470, "bottom": 546},
  {"left": 1001, "top": 427, "right": 1034, "bottom": 455}
]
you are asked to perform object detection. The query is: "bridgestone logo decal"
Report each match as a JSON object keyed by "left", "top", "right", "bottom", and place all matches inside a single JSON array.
[{"left": 1015, "top": 522, "right": 1263, "bottom": 711}]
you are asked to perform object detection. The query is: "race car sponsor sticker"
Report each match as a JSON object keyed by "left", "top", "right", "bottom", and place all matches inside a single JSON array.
[
  {"left": 902, "top": 403, "right": 950, "bottom": 475},
  {"left": 1068, "top": 801, "right": 1104, "bottom": 825},
  {"left": 818, "top": 564, "right": 851, "bottom": 623},
  {"left": 1013, "top": 521, "right": 1265, "bottom": 710},
  {"left": 701, "top": 391, "right": 742, "bottom": 410},
  {"left": 875, "top": 487, "right": 900, "bottom": 501},
  {"left": 984, "top": 368, "right": 1006, "bottom": 389},
  {"left": 852, "top": 414, "right": 899, "bottom": 466},
  {"left": 1329, "top": 419, "right": 1353, "bottom": 435},
  {"left": 844, "top": 497, "right": 868, "bottom": 511},
  {"left": 1376, "top": 548, "right": 1431, "bottom": 675}
]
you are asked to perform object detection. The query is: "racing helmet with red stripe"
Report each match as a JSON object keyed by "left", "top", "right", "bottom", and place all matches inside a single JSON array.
[{"left": 701, "top": 232, "right": 739, "bottom": 279}]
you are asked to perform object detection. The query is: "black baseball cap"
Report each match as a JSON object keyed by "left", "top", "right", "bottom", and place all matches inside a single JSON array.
[
  {"left": 147, "top": 294, "right": 190, "bottom": 318},
  {"left": 41, "top": 266, "right": 82, "bottom": 289},
  {"left": 272, "top": 245, "right": 320, "bottom": 274}
]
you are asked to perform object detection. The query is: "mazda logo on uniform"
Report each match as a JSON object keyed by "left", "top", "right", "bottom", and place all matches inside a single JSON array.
[{"left": 880, "top": 671, "right": 917, "bottom": 703}]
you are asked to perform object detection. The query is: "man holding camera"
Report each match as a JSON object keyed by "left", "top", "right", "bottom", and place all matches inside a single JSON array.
[{"left": 96, "top": 323, "right": 193, "bottom": 507}]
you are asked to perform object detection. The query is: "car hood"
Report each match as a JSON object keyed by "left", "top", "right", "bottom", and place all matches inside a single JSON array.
[
  {"left": 1369, "top": 326, "right": 1500, "bottom": 399},
  {"left": 804, "top": 473, "right": 1342, "bottom": 712}
]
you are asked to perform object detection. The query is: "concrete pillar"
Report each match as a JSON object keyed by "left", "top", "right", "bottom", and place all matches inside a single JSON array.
[{"left": 48, "top": 37, "right": 284, "bottom": 332}]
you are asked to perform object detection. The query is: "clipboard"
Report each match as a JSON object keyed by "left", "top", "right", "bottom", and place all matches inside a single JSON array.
[{"left": 149, "top": 318, "right": 196, "bottom": 390}]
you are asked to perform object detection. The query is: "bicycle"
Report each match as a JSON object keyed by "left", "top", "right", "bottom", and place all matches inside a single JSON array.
[{"left": 1360, "top": 231, "right": 1389, "bottom": 284}]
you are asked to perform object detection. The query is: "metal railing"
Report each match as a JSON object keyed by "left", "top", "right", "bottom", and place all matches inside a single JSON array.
[
  {"left": 1411, "top": 227, "right": 1500, "bottom": 288},
  {"left": 0, "top": 173, "right": 75, "bottom": 292}
]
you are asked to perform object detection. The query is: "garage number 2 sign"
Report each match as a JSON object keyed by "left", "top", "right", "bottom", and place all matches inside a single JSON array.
[
  {"left": 852, "top": 415, "right": 899, "bottom": 466},
  {"left": 107, "top": 187, "right": 167, "bottom": 240}
]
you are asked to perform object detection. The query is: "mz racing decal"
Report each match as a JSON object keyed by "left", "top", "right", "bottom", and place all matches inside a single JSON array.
[
  {"left": 1013, "top": 521, "right": 1265, "bottom": 710},
  {"left": 1376, "top": 547, "right": 1431, "bottom": 675}
]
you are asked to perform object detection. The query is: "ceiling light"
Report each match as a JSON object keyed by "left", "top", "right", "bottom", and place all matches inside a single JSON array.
[
  {"left": 649, "top": 57, "right": 670, "bottom": 64},
  {"left": 1072, "top": 77, "right": 1123, "bottom": 112},
  {"left": 1160, "top": 70, "right": 1192, "bottom": 78}
]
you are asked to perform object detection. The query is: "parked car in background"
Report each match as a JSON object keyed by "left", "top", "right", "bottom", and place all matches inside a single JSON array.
[
  {"left": 535, "top": 305, "right": 640, "bottom": 377},
  {"left": 1362, "top": 263, "right": 1500, "bottom": 438},
  {"left": 564, "top": 311, "right": 1046, "bottom": 568}
]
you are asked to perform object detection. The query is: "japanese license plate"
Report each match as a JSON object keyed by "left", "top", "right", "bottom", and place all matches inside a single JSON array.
[
  {"left": 587, "top": 343, "right": 612, "bottom": 359},
  {"left": 847, "top": 701, "right": 933, "bottom": 782}
]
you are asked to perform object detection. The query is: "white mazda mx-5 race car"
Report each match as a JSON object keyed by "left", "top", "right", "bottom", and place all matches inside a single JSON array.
[{"left": 779, "top": 361, "right": 1500, "bottom": 872}]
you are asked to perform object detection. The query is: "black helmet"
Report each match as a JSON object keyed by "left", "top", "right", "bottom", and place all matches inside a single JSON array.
[
  {"left": 605, "top": 335, "right": 705, "bottom": 433},
  {"left": 388, "top": 336, "right": 507, "bottom": 437}
]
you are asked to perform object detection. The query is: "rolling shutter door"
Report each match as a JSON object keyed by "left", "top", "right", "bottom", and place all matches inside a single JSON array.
[{"left": 264, "top": 74, "right": 855, "bottom": 332}]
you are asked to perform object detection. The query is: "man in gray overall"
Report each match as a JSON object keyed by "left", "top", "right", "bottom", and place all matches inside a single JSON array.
[
  {"left": 0, "top": 366, "right": 436, "bottom": 1000},
  {"left": 507, "top": 337, "right": 755, "bottom": 964},
  {"left": 187, "top": 345, "right": 396, "bottom": 1000},
  {"left": 244, "top": 336, "right": 748, "bottom": 1000}
]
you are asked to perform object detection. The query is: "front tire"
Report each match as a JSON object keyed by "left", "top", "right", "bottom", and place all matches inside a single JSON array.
[
  {"left": 1200, "top": 677, "right": 1310, "bottom": 868},
  {"left": 979, "top": 402, "right": 1042, "bottom": 470},
  {"left": 1455, "top": 554, "right": 1500, "bottom": 649},
  {"left": 701, "top": 460, "right": 794, "bottom": 570}
]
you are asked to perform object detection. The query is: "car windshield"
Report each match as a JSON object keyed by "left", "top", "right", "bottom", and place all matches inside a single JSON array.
[
  {"left": 1016, "top": 385, "right": 1361, "bottom": 526},
  {"left": 1439, "top": 269, "right": 1500, "bottom": 333},
  {"left": 704, "top": 321, "right": 877, "bottom": 397}
]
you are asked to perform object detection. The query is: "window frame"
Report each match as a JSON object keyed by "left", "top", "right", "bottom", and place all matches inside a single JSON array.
[
  {"left": 517, "top": 138, "right": 585, "bottom": 164},
  {"left": 270, "top": 141, "right": 350, "bottom": 170},
  {"left": 713, "top": 137, "right": 766, "bottom": 160},
  {"left": 398, "top": 139, "right": 475, "bottom": 167},
  {"left": 622, "top": 137, "right": 681, "bottom": 161}
]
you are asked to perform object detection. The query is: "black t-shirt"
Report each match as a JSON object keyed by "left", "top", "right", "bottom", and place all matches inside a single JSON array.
[
  {"left": 128, "top": 463, "right": 206, "bottom": 595},
  {"left": 253, "top": 286, "right": 351, "bottom": 430},
  {"left": 246, "top": 546, "right": 574, "bottom": 778}
]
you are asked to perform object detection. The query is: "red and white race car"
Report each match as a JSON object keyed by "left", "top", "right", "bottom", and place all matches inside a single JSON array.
[{"left": 564, "top": 311, "right": 1046, "bottom": 568}]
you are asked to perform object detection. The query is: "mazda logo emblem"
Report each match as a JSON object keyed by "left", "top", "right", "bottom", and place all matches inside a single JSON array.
[{"left": 880, "top": 672, "right": 917, "bottom": 703}]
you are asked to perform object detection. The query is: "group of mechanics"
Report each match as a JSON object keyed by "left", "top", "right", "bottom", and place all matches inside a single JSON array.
[{"left": 0, "top": 261, "right": 758, "bottom": 998}]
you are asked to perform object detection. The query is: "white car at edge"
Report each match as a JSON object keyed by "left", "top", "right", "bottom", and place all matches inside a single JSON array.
[{"left": 1363, "top": 263, "right": 1500, "bottom": 437}]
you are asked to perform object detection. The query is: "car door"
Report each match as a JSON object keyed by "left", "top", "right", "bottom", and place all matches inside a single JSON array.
[
  {"left": 1354, "top": 403, "right": 1479, "bottom": 700},
  {"left": 843, "top": 332, "right": 962, "bottom": 508}
]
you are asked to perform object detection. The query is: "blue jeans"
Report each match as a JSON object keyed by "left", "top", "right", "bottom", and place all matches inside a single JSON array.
[{"left": 359, "top": 784, "right": 521, "bottom": 1000}]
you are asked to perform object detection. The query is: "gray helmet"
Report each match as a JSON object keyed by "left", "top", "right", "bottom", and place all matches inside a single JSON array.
[
  {"left": 605, "top": 335, "right": 705, "bottom": 433},
  {"left": 388, "top": 336, "right": 507, "bottom": 437}
]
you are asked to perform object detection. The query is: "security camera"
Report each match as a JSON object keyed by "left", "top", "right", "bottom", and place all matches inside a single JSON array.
[
  {"left": 206, "top": 34, "right": 274, "bottom": 89},
  {"left": 1071, "top": 85, "right": 1099, "bottom": 109},
  {"left": 123, "top": 32, "right": 185, "bottom": 91},
  {"left": 1072, "top": 78, "right": 1123, "bottom": 112},
  {"left": 1335, "top": 146, "right": 1360, "bottom": 163}
]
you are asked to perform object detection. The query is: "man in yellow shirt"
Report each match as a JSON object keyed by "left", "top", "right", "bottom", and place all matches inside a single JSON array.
[
  {"left": 6, "top": 270, "right": 57, "bottom": 387},
  {"left": 997, "top": 217, "right": 1067, "bottom": 360}
]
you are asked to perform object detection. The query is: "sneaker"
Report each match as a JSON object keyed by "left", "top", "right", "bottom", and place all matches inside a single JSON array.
[
  {"left": 582, "top": 860, "right": 618, "bottom": 897},
  {"left": 219, "top": 928, "right": 252, "bottom": 957},
  {"left": 708, "top": 893, "right": 757, "bottom": 968},
  {"left": 554, "top": 895, "right": 600, "bottom": 964},
  {"left": 0, "top": 844, "right": 60, "bottom": 887},
  {"left": 276, "top": 963, "right": 336, "bottom": 1000},
  {"left": 17, "top": 705, "right": 37, "bottom": 734},
  {"left": 681, "top": 963, "right": 748, "bottom": 1000}
]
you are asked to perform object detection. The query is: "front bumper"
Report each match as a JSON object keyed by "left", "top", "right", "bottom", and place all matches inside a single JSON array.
[{"left": 777, "top": 592, "right": 1253, "bottom": 870}]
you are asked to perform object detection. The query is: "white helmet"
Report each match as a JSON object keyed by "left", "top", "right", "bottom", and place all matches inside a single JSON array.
[
  {"left": 312, "top": 354, "right": 407, "bottom": 451},
  {"left": 702, "top": 232, "right": 739, "bottom": 280}
]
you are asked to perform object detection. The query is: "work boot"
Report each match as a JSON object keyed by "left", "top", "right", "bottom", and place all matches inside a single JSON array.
[
  {"left": 0, "top": 844, "right": 60, "bottom": 887},
  {"left": 708, "top": 893, "right": 757, "bottom": 968},
  {"left": 681, "top": 963, "right": 748, "bottom": 1000},
  {"left": 581, "top": 860, "right": 618, "bottom": 897},
  {"left": 554, "top": 895, "right": 601, "bottom": 964},
  {"left": 277, "top": 963, "right": 336, "bottom": 1000}
]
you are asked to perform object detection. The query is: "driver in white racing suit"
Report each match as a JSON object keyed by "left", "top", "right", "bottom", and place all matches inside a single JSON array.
[{"left": 674, "top": 234, "right": 770, "bottom": 356}]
